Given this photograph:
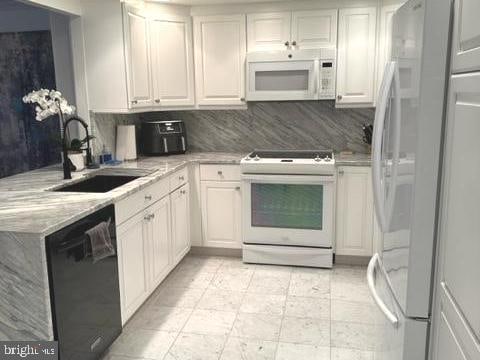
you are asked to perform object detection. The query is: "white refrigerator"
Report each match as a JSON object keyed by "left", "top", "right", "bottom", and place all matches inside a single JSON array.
[{"left": 369, "top": 0, "right": 452, "bottom": 359}]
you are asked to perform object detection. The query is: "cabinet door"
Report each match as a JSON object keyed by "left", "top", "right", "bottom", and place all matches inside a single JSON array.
[
  {"left": 451, "top": 0, "right": 480, "bottom": 73},
  {"left": 150, "top": 14, "right": 195, "bottom": 107},
  {"left": 431, "top": 73, "right": 480, "bottom": 358},
  {"left": 291, "top": 9, "right": 337, "bottom": 49},
  {"left": 171, "top": 184, "right": 190, "bottom": 265},
  {"left": 123, "top": 4, "right": 153, "bottom": 109},
  {"left": 247, "top": 12, "right": 291, "bottom": 52},
  {"left": 147, "top": 196, "right": 171, "bottom": 290},
  {"left": 336, "top": 7, "right": 377, "bottom": 105},
  {"left": 193, "top": 14, "right": 246, "bottom": 106},
  {"left": 201, "top": 181, "right": 242, "bottom": 249},
  {"left": 335, "top": 166, "right": 374, "bottom": 256},
  {"left": 117, "top": 212, "right": 149, "bottom": 323}
]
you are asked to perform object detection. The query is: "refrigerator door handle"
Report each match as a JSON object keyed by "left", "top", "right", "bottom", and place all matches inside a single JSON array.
[
  {"left": 372, "top": 61, "right": 397, "bottom": 232},
  {"left": 367, "top": 253, "right": 399, "bottom": 327}
]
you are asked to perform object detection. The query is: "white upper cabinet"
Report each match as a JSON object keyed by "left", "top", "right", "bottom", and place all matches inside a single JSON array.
[
  {"left": 247, "top": 12, "right": 291, "bottom": 52},
  {"left": 247, "top": 9, "right": 337, "bottom": 52},
  {"left": 336, "top": 7, "right": 377, "bottom": 105},
  {"left": 123, "top": 4, "right": 153, "bottom": 109},
  {"left": 452, "top": 0, "right": 480, "bottom": 73},
  {"left": 193, "top": 14, "right": 247, "bottom": 106},
  {"left": 150, "top": 14, "right": 195, "bottom": 107},
  {"left": 291, "top": 10, "right": 338, "bottom": 49}
]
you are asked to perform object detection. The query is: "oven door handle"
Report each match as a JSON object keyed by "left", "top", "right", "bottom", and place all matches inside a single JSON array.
[{"left": 241, "top": 174, "right": 336, "bottom": 183}]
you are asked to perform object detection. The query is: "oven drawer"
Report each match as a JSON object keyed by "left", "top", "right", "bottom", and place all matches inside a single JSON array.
[{"left": 200, "top": 164, "right": 241, "bottom": 181}]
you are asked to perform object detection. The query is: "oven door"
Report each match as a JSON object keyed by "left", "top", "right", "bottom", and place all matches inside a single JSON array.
[{"left": 242, "top": 174, "right": 334, "bottom": 247}]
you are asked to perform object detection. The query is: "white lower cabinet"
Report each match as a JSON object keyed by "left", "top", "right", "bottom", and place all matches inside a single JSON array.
[
  {"left": 201, "top": 181, "right": 242, "bottom": 249},
  {"left": 171, "top": 183, "right": 191, "bottom": 266},
  {"left": 117, "top": 211, "right": 150, "bottom": 323},
  {"left": 147, "top": 196, "right": 171, "bottom": 291},
  {"left": 335, "top": 166, "right": 375, "bottom": 257}
]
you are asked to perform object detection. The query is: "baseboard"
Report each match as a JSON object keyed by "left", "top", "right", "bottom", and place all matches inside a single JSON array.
[
  {"left": 189, "top": 246, "right": 242, "bottom": 257},
  {"left": 335, "top": 255, "right": 370, "bottom": 266}
]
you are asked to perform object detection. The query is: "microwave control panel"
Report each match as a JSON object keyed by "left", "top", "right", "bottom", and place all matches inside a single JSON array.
[{"left": 318, "top": 60, "right": 336, "bottom": 99}]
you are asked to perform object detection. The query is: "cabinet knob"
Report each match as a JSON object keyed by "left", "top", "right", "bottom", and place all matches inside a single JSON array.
[
  {"left": 180, "top": 190, "right": 186, "bottom": 195},
  {"left": 292, "top": 40, "right": 297, "bottom": 46},
  {"left": 240, "top": 97, "right": 245, "bottom": 102},
  {"left": 144, "top": 215, "right": 150, "bottom": 221},
  {"left": 145, "top": 195, "right": 152, "bottom": 201},
  {"left": 337, "top": 95, "right": 343, "bottom": 101},
  {"left": 155, "top": 99, "right": 160, "bottom": 103},
  {"left": 150, "top": 213, "right": 155, "bottom": 219},
  {"left": 131, "top": 100, "right": 138, "bottom": 105},
  {"left": 338, "top": 169, "right": 344, "bottom": 175},
  {"left": 179, "top": 176, "right": 184, "bottom": 181},
  {"left": 235, "top": 186, "right": 241, "bottom": 191},
  {"left": 288, "top": 54, "right": 293, "bottom": 59},
  {"left": 284, "top": 41, "right": 290, "bottom": 47},
  {"left": 217, "top": 170, "right": 223, "bottom": 175}
]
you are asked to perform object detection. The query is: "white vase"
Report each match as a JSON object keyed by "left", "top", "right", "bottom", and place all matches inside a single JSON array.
[{"left": 68, "top": 153, "right": 85, "bottom": 171}]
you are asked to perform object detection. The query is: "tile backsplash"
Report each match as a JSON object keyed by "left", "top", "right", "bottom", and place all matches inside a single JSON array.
[{"left": 90, "top": 100, "right": 374, "bottom": 157}]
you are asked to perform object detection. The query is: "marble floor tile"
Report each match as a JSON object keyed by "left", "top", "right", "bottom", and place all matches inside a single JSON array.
[
  {"left": 239, "top": 293, "right": 286, "bottom": 316},
  {"left": 102, "top": 355, "right": 146, "bottom": 360},
  {"left": 183, "top": 309, "right": 236, "bottom": 336},
  {"left": 148, "top": 286, "right": 206, "bottom": 309},
  {"left": 284, "top": 296, "right": 330, "bottom": 320},
  {"left": 231, "top": 313, "right": 282, "bottom": 341},
  {"left": 177, "top": 256, "right": 225, "bottom": 273},
  {"left": 275, "top": 342, "right": 330, "bottom": 360},
  {"left": 163, "top": 268, "right": 215, "bottom": 289},
  {"left": 288, "top": 270, "right": 330, "bottom": 298},
  {"left": 107, "top": 329, "right": 177, "bottom": 360},
  {"left": 126, "top": 306, "right": 193, "bottom": 332},
  {"left": 332, "top": 265, "right": 368, "bottom": 284},
  {"left": 166, "top": 333, "right": 226, "bottom": 360},
  {"left": 279, "top": 317, "right": 330, "bottom": 346},
  {"left": 220, "top": 336, "right": 277, "bottom": 360},
  {"left": 331, "top": 321, "right": 376, "bottom": 351},
  {"left": 210, "top": 270, "right": 254, "bottom": 291},
  {"left": 220, "top": 258, "right": 258, "bottom": 272},
  {"left": 247, "top": 273, "right": 291, "bottom": 295},
  {"left": 331, "top": 281, "right": 373, "bottom": 304},
  {"left": 331, "top": 347, "right": 375, "bottom": 360},
  {"left": 254, "top": 264, "right": 293, "bottom": 277},
  {"left": 331, "top": 299, "right": 377, "bottom": 324},
  {"left": 196, "top": 288, "right": 245, "bottom": 312}
]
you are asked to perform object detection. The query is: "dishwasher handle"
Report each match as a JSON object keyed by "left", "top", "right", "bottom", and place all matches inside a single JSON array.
[{"left": 367, "top": 253, "right": 399, "bottom": 327}]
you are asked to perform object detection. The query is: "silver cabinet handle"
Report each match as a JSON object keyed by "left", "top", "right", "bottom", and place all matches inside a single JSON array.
[
  {"left": 145, "top": 195, "right": 152, "bottom": 201},
  {"left": 180, "top": 190, "right": 186, "bottom": 195},
  {"left": 179, "top": 176, "right": 185, "bottom": 181},
  {"left": 150, "top": 213, "right": 155, "bottom": 219},
  {"left": 367, "top": 254, "right": 399, "bottom": 327},
  {"left": 144, "top": 215, "right": 150, "bottom": 221},
  {"left": 338, "top": 170, "right": 344, "bottom": 176},
  {"left": 131, "top": 100, "right": 138, "bottom": 105},
  {"left": 337, "top": 95, "right": 343, "bottom": 101},
  {"left": 155, "top": 99, "right": 160, "bottom": 103},
  {"left": 292, "top": 40, "right": 297, "bottom": 46},
  {"left": 284, "top": 41, "right": 290, "bottom": 47},
  {"left": 235, "top": 186, "right": 241, "bottom": 191},
  {"left": 217, "top": 170, "right": 223, "bottom": 175},
  {"left": 240, "top": 97, "right": 245, "bottom": 102}
]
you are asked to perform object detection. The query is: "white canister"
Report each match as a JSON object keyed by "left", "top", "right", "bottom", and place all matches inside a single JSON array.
[
  {"left": 116, "top": 125, "right": 137, "bottom": 161},
  {"left": 68, "top": 153, "right": 85, "bottom": 171}
]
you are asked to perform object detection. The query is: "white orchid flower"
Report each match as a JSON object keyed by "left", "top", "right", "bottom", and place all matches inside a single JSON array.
[{"left": 23, "top": 89, "right": 76, "bottom": 121}]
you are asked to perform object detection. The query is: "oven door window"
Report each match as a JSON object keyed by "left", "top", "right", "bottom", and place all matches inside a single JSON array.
[{"left": 251, "top": 183, "right": 323, "bottom": 230}]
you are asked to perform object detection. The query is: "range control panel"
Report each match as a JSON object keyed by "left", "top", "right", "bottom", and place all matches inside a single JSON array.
[{"left": 318, "top": 60, "right": 336, "bottom": 99}]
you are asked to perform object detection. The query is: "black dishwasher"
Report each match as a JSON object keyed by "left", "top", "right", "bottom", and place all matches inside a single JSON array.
[{"left": 46, "top": 205, "right": 122, "bottom": 360}]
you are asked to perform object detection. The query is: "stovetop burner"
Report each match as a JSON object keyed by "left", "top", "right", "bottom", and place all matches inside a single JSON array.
[{"left": 248, "top": 150, "right": 333, "bottom": 159}]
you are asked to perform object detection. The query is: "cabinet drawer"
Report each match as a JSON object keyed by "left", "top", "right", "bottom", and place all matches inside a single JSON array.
[
  {"left": 116, "top": 178, "right": 169, "bottom": 225},
  {"left": 169, "top": 167, "right": 189, "bottom": 192},
  {"left": 200, "top": 164, "right": 241, "bottom": 181}
]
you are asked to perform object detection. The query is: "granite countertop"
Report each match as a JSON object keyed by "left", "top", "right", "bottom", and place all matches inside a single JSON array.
[
  {"left": 0, "top": 151, "right": 369, "bottom": 235},
  {"left": 0, "top": 152, "right": 244, "bottom": 235}
]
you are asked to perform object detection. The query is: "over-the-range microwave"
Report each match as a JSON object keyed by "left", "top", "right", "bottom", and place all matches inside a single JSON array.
[{"left": 246, "top": 48, "right": 336, "bottom": 101}]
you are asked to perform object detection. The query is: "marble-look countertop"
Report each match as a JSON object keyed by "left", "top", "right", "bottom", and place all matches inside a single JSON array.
[
  {"left": 0, "top": 151, "right": 370, "bottom": 235},
  {"left": 0, "top": 152, "right": 244, "bottom": 235}
]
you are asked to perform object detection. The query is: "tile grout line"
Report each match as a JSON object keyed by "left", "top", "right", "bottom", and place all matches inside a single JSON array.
[
  {"left": 217, "top": 261, "right": 255, "bottom": 360},
  {"left": 273, "top": 267, "right": 293, "bottom": 359},
  {"left": 161, "top": 256, "right": 226, "bottom": 360}
]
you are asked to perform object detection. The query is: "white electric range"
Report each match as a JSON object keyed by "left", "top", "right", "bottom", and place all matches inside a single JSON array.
[{"left": 240, "top": 150, "right": 335, "bottom": 268}]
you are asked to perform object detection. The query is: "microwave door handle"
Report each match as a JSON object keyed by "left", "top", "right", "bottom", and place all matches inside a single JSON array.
[
  {"left": 314, "top": 60, "right": 320, "bottom": 98},
  {"left": 181, "top": 136, "right": 186, "bottom": 151},
  {"left": 372, "top": 61, "right": 395, "bottom": 232}
]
